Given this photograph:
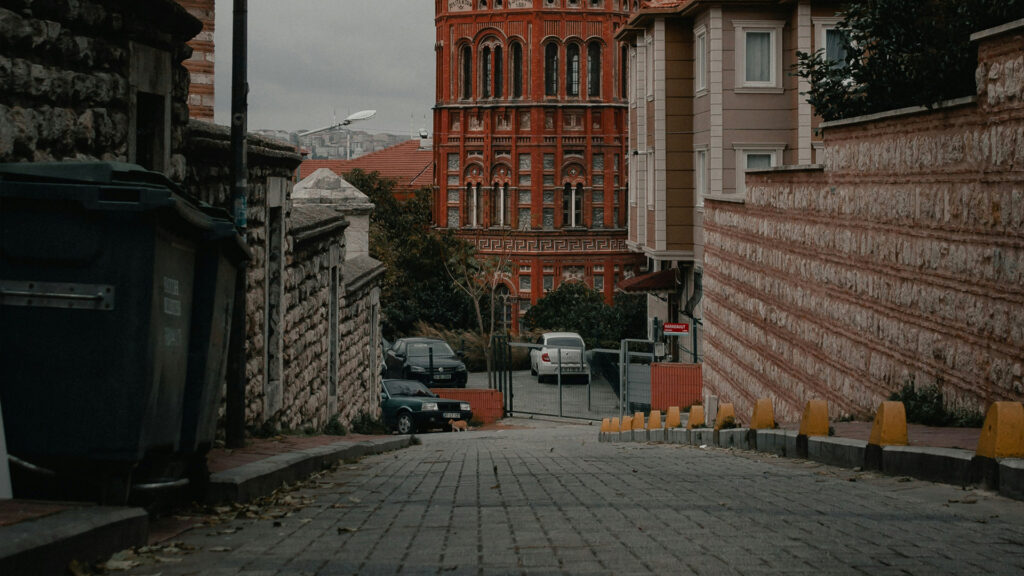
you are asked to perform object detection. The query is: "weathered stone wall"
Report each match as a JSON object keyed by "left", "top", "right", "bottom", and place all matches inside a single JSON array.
[
  {"left": 338, "top": 279, "right": 383, "bottom": 424},
  {"left": 0, "top": 0, "right": 199, "bottom": 178},
  {"left": 280, "top": 223, "right": 340, "bottom": 430},
  {"left": 702, "top": 23, "right": 1024, "bottom": 423},
  {"left": 185, "top": 120, "right": 301, "bottom": 427}
]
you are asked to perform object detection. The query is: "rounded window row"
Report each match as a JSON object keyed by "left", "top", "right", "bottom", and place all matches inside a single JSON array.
[{"left": 458, "top": 39, "right": 606, "bottom": 101}]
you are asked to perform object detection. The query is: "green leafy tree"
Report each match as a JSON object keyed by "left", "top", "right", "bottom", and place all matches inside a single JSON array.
[
  {"left": 343, "top": 169, "right": 474, "bottom": 336},
  {"left": 522, "top": 281, "right": 646, "bottom": 348},
  {"left": 796, "top": 0, "right": 1024, "bottom": 121}
]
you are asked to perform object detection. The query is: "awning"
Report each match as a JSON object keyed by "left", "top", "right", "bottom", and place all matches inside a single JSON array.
[{"left": 617, "top": 268, "right": 678, "bottom": 293}]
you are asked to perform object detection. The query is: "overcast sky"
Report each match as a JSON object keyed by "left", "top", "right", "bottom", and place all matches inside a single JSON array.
[{"left": 213, "top": 0, "right": 436, "bottom": 136}]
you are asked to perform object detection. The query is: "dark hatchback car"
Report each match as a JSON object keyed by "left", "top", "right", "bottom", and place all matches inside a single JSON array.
[
  {"left": 380, "top": 379, "right": 472, "bottom": 434},
  {"left": 384, "top": 337, "right": 468, "bottom": 388}
]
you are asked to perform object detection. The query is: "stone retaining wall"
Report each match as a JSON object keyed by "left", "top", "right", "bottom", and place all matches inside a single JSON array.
[
  {"left": 0, "top": 0, "right": 199, "bottom": 178},
  {"left": 702, "top": 22, "right": 1024, "bottom": 423}
]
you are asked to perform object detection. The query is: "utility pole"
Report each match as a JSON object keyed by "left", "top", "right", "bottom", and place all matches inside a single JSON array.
[{"left": 225, "top": 0, "right": 248, "bottom": 448}]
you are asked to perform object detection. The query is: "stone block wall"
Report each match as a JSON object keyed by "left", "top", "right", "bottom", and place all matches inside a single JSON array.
[
  {"left": 281, "top": 225, "right": 341, "bottom": 431},
  {"left": 0, "top": 0, "right": 199, "bottom": 178},
  {"left": 702, "top": 22, "right": 1024, "bottom": 423},
  {"left": 338, "top": 280, "right": 383, "bottom": 424},
  {"left": 185, "top": 120, "right": 300, "bottom": 428}
]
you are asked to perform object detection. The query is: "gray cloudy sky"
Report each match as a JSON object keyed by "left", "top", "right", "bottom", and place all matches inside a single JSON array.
[{"left": 213, "top": 0, "right": 436, "bottom": 136}]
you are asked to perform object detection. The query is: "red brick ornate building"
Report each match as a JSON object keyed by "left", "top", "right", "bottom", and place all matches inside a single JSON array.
[{"left": 433, "top": 0, "right": 646, "bottom": 329}]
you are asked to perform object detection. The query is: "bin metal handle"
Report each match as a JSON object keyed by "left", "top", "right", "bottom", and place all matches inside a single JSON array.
[{"left": 0, "top": 280, "right": 115, "bottom": 311}]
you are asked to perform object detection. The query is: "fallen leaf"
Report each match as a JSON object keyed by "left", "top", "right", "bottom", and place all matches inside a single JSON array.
[
  {"left": 103, "top": 559, "right": 141, "bottom": 571},
  {"left": 337, "top": 527, "right": 358, "bottom": 534},
  {"left": 208, "top": 546, "right": 232, "bottom": 552}
]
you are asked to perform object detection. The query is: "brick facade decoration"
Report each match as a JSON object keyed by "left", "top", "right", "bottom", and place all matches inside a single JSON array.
[
  {"left": 177, "top": 0, "right": 216, "bottom": 122},
  {"left": 702, "top": 21, "right": 1024, "bottom": 423},
  {"left": 433, "top": 0, "right": 647, "bottom": 331}
]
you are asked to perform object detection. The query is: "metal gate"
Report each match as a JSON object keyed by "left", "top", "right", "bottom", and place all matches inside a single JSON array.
[{"left": 492, "top": 335, "right": 655, "bottom": 422}]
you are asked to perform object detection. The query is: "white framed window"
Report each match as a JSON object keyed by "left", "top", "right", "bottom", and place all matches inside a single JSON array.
[
  {"left": 694, "top": 26, "right": 707, "bottom": 94},
  {"left": 734, "top": 146, "right": 783, "bottom": 196},
  {"left": 733, "top": 20, "right": 785, "bottom": 91},
  {"left": 694, "top": 148, "right": 707, "bottom": 207},
  {"left": 814, "top": 17, "right": 847, "bottom": 69}
]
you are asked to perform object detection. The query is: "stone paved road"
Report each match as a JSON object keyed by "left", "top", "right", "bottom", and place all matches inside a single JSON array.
[{"left": 117, "top": 419, "right": 1024, "bottom": 575}]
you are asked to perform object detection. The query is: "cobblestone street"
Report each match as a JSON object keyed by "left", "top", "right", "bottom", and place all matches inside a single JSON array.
[{"left": 118, "top": 420, "right": 1024, "bottom": 575}]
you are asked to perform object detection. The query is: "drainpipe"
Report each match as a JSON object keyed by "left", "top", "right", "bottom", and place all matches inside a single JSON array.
[{"left": 225, "top": 0, "right": 248, "bottom": 448}]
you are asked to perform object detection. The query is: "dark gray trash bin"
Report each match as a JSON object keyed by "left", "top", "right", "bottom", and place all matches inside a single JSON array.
[{"left": 0, "top": 161, "right": 222, "bottom": 502}]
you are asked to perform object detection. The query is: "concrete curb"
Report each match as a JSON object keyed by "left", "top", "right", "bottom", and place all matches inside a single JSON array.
[
  {"left": 0, "top": 507, "right": 148, "bottom": 575},
  {"left": 600, "top": 428, "right": 1024, "bottom": 501},
  {"left": 206, "top": 436, "right": 412, "bottom": 504},
  {"left": 880, "top": 446, "right": 976, "bottom": 487}
]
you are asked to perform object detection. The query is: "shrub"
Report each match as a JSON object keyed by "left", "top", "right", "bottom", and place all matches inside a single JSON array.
[
  {"left": 889, "top": 380, "right": 985, "bottom": 427},
  {"left": 324, "top": 416, "right": 347, "bottom": 436},
  {"left": 351, "top": 412, "right": 389, "bottom": 435}
]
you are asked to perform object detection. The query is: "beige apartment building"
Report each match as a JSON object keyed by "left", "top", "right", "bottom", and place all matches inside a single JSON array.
[{"left": 616, "top": 0, "right": 844, "bottom": 361}]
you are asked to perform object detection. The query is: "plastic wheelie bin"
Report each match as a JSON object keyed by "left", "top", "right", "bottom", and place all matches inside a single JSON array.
[{"left": 0, "top": 161, "right": 219, "bottom": 502}]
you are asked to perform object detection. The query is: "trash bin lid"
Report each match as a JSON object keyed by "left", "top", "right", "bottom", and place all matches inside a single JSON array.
[{"left": 0, "top": 161, "right": 182, "bottom": 194}]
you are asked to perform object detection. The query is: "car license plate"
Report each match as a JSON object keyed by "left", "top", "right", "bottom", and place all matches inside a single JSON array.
[
  {"left": 443, "top": 412, "right": 461, "bottom": 418},
  {"left": 434, "top": 373, "right": 452, "bottom": 380}
]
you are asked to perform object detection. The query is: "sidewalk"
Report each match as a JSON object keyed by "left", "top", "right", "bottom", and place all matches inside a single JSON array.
[{"left": 0, "top": 432, "right": 410, "bottom": 574}]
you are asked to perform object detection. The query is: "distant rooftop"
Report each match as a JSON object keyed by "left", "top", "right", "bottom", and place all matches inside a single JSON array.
[{"left": 298, "top": 139, "right": 433, "bottom": 201}]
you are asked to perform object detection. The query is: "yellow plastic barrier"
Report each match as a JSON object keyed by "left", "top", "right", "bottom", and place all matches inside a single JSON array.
[
  {"left": 620, "top": 415, "right": 632, "bottom": 431},
  {"left": 609, "top": 417, "right": 620, "bottom": 432},
  {"left": 798, "top": 399, "right": 829, "bottom": 437},
  {"left": 632, "top": 412, "right": 645, "bottom": 431},
  {"left": 976, "top": 402, "right": 1024, "bottom": 459},
  {"left": 714, "top": 403, "right": 736, "bottom": 430},
  {"left": 665, "top": 406, "right": 682, "bottom": 429},
  {"left": 647, "top": 410, "right": 662, "bottom": 430},
  {"left": 688, "top": 405, "right": 705, "bottom": 429},
  {"left": 749, "top": 398, "right": 775, "bottom": 430},
  {"left": 600, "top": 418, "right": 610, "bottom": 433},
  {"left": 868, "top": 401, "right": 908, "bottom": 446}
]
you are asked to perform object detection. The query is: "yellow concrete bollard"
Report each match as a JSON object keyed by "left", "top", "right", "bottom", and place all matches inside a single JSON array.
[
  {"left": 798, "top": 399, "right": 830, "bottom": 437},
  {"left": 632, "top": 412, "right": 645, "bottom": 431},
  {"left": 749, "top": 398, "right": 775, "bottom": 430},
  {"left": 600, "top": 418, "right": 610, "bottom": 433},
  {"left": 869, "top": 401, "right": 908, "bottom": 446},
  {"left": 665, "top": 406, "right": 682, "bottom": 429},
  {"left": 647, "top": 410, "right": 662, "bottom": 430},
  {"left": 620, "top": 416, "right": 632, "bottom": 431},
  {"left": 688, "top": 405, "right": 705, "bottom": 429},
  {"left": 976, "top": 402, "right": 1024, "bottom": 459},
  {"left": 714, "top": 403, "right": 736, "bottom": 430},
  {"left": 609, "top": 417, "right": 620, "bottom": 432}
]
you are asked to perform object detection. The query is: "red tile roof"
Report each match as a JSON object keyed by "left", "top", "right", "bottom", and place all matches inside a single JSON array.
[{"left": 298, "top": 139, "right": 433, "bottom": 201}]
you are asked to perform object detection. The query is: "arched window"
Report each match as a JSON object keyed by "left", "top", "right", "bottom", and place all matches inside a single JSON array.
[
  {"left": 566, "top": 44, "right": 580, "bottom": 97},
  {"left": 461, "top": 45, "right": 472, "bottom": 100},
  {"left": 587, "top": 42, "right": 601, "bottom": 97},
  {"left": 494, "top": 46, "right": 503, "bottom": 99},
  {"left": 561, "top": 183, "right": 583, "bottom": 228},
  {"left": 482, "top": 46, "right": 492, "bottom": 98},
  {"left": 511, "top": 42, "right": 523, "bottom": 98},
  {"left": 545, "top": 43, "right": 559, "bottom": 96},
  {"left": 492, "top": 182, "right": 508, "bottom": 226}
]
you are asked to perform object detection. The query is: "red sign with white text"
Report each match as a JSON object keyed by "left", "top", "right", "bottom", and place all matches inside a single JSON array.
[{"left": 663, "top": 322, "right": 690, "bottom": 335}]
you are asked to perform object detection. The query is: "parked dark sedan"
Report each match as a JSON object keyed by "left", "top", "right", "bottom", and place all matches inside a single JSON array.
[
  {"left": 384, "top": 337, "right": 468, "bottom": 388},
  {"left": 380, "top": 379, "right": 472, "bottom": 434}
]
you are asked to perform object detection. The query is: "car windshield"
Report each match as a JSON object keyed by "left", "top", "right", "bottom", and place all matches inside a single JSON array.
[
  {"left": 406, "top": 342, "right": 455, "bottom": 359},
  {"left": 383, "top": 380, "right": 435, "bottom": 397},
  {"left": 547, "top": 337, "right": 584, "bottom": 348}
]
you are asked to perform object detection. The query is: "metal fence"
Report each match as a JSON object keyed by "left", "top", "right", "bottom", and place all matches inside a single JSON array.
[{"left": 491, "top": 336, "right": 658, "bottom": 422}]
